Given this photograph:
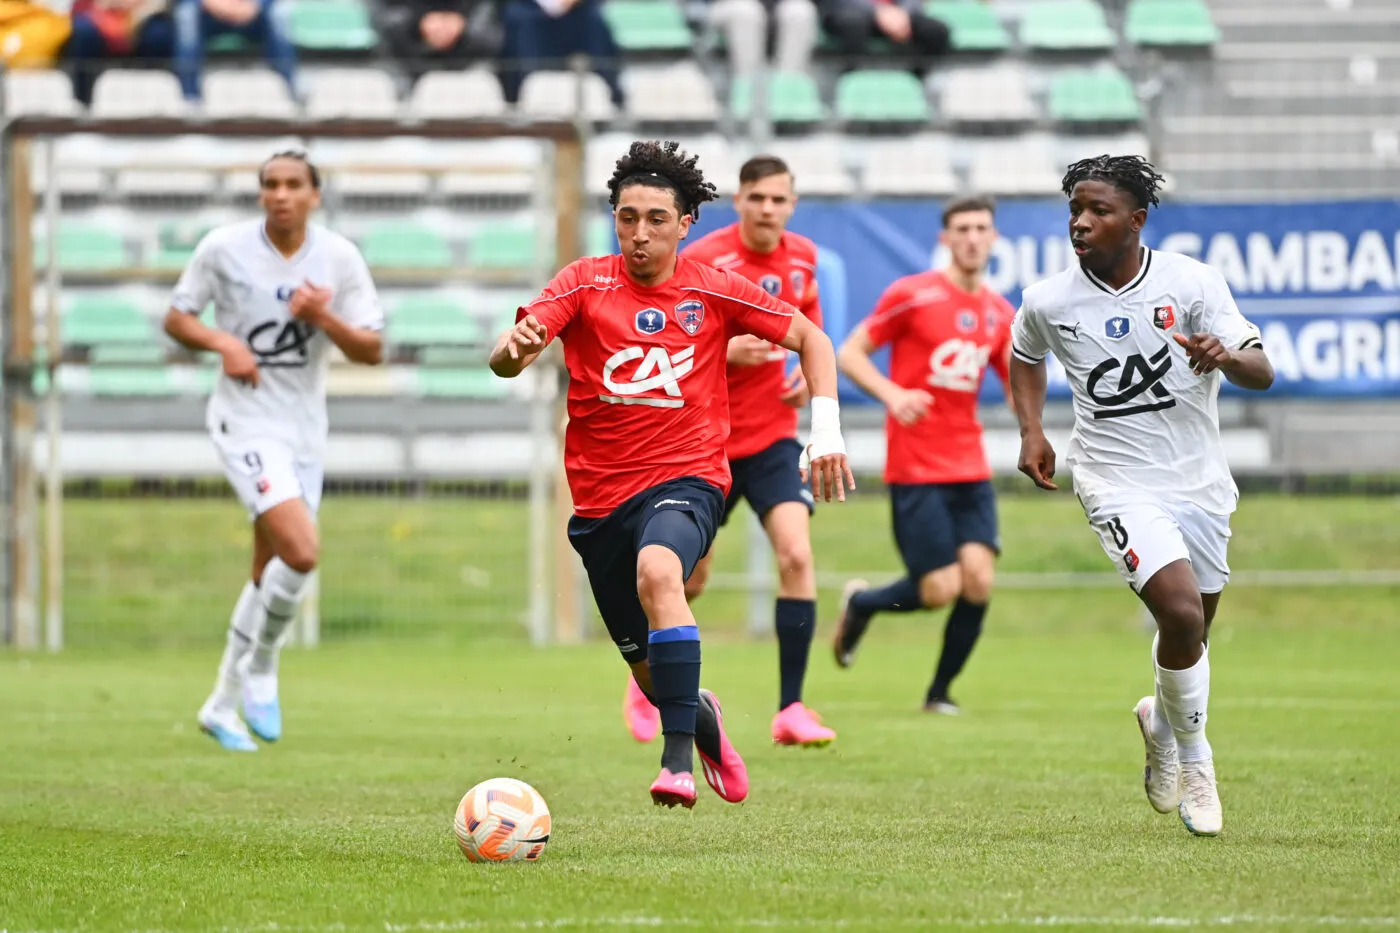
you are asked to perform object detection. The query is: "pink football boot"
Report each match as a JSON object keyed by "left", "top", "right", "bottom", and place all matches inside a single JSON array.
[
  {"left": 649, "top": 769, "right": 698, "bottom": 809},
  {"left": 696, "top": 689, "right": 749, "bottom": 803},
  {"left": 624, "top": 675, "right": 660, "bottom": 743},
  {"left": 771, "top": 702, "right": 836, "bottom": 748}
]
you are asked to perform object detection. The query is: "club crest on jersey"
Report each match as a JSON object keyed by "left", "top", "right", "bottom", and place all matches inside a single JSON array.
[
  {"left": 985, "top": 310, "right": 1000, "bottom": 336},
  {"left": 275, "top": 286, "right": 295, "bottom": 302},
  {"left": 957, "top": 310, "right": 977, "bottom": 333},
  {"left": 790, "top": 271, "right": 805, "bottom": 296},
  {"left": 635, "top": 308, "right": 666, "bottom": 335},
  {"left": 674, "top": 299, "right": 705, "bottom": 336},
  {"left": 758, "top": 274, "right": 782, "bottom": 297},
  {"left": 1153, "top": 305, "right": 1176, "bottom": 330},
  {"left": 1105, "top": 316, "right": 1132, "bottom": 340}
]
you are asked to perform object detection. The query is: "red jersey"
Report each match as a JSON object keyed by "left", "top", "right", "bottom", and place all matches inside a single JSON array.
[
  {"left": 863, "top": 270, "right": 1013, "bottom": 485},
  {"left": 520, "top": 254, "right": 797, "bottom": 518},
  {"left": 683, "top": 226, "right": 823, "bottom": 460}
]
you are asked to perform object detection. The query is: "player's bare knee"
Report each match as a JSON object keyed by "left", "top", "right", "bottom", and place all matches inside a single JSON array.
[
  {"left": 774, "top": 538, "right": 814, "bottom": 588},
  {"left": 636, "top": 548, "right": 685, "bottom": 611},
  {"left": 1153, "top": 589, "right": 1205, "bottom": 649},
  {"left": 960, "top": 564, "right": 995, "bottom": 604},
  {"left": 918, "top": 567, "right": 961, "bottom": 609},
  {"left": 278, "top": 537, "right": 319, "bottom": 574}
]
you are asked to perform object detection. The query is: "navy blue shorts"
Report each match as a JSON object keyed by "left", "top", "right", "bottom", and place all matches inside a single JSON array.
[
  {"left": 721, "top": 438, "right": 815, "bottom": 526},
  {"left": 567, "top": 476, "right": 725, "bottom": 663},
  {"left": 890, "top": 481, "right": 1000, "bottom": 579}
]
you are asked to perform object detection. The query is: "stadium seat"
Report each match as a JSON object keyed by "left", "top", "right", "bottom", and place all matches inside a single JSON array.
[
  {"left": 624, "top": 64, "right": 721, "bottom": 125},
  {"left": 602, "top": 0, "right": 693, "bottom": 51},
  {"left": 64, "top": 297, "right": 153, "bottom": 347},
  {"left": 204, "top": 70, "right": 299, "bottom": 119},
  {"left": 408, "top": 70, "right": 507, "bottom": 120},
  {"left": 729, "top": 72, "right": 827, "bottom": 126},
  {"left": 469, "top": 224, "right": 540, "bottom": 271},
  {"left": 859, "top": 136, "right": 959, "bottom": 196},
  {"left": 519, "top": 72, "right": 618, "bottom": 121},
  {"left": 287, "top": 0, "right": 378, "bottom": 50},
  {"left": 4, "top": 70, "right": 78, "bottom": 118},
  {"left": 85, "top": 365, "right": 176, "bottom": 396},
  {"left": 361, "top": 224, "right": 453, "bottom": 269},
  {"left": 937, "top": 66, "right": 1037, "bottom": 124},
  {"left": 1124, "top": 0, "right": 1220, "bottom": 47},
  {"left": 588, "top": 215, "right": 615, "bottom": 256},
  {"left": 305, "top": 68, "right": 399, "bottom": 119},
  {"left": 389, "top": 295, "right": 482, "bottom": 346},
  {"left": 38, "top": 225, "right": 127, "bottom": 272},
  {"left": 1049, "top": 67, "right": 1143, "bottom": 123},
  {"left": 835, "top": 71, "right": 930, "bottom": 125},
  {"left": 330, "top": 170, "right": 432, "bottom": 199},
  {"left": 1019, "top": 0, "right": 1116, "bottom": 52},
  {"left": 152, "top": 225, "right": 210, "bottom": 270},
  {"left": 413, "top": 354, "right": 509, "bottom": 399},
  {"left": 91, "top": 71, "right": 188, "bottom": 119},
  {"left": 89, "top": 343, "right": 167, "bottom": 364},
  {"left": 923, "top": 1, "right": 1012, "bottom": 52},
  {"left": 967, "top": 137, "right": 1062, "bottom": 195},
  {"left": 114, "top": 169, "right": 220, "bottom": 199},
  {"left": 765, "top": 138, "right": 854, "bottom": 196}
]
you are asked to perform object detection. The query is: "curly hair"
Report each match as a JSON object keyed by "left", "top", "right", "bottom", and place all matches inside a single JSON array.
[
  {"left": 1061, "top": 154, "right": 1164, "bottom": 211},
  {"left": 607, "top": 140, "right": 718, "bottom": 221}
]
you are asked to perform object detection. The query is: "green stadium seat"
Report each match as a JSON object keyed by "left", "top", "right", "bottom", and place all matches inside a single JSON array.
[
  {"left": 361, "top": 224, "right": 453, "bottom": 269},
  {"left": 924, "top": 1, "right": 1012, "bottom": 52},
  {"left": 602, "top": 1, "right": 692, "bottom": 51},
  {"left": 414, "top": 350, "right": 509, "bottom": 399},
  {"left": 835, "top": 70, "right": 930, "bottom": 124},
  {"left": 37, "top": 225, "right": 126, "bottom": 272},
  {"left": 90, "top": 343, "right": 168, "bottom": 365},
  {"left": 1020, "top": 0, "right": 1116, "bottom": 52},
  {"left": 389, "top": 295, "right": 481, "bottom": 346},
  {"left": 64, "top": 297, "right": 152, "bottom": 347},
  {"left": 729, "top": 72, "right": 827, "bottom": 124},
  {"left": 287, "top": 0, "right": 377, "bottom": 50},
  {"left": 469, "top": 224, "right": 538, "bottom": 271},
  {"left": 1124, "top": 0, "right": 1219, "bottom": 47},
  {"left": 1049, "top": 67, "right": 1143, "bottom": 123},
  {"left": 86, "top": 366, "right": 175, "bottom": 396},
  {"left": 587, "top": 216, "right": 615, "bottom": 257},
  {"left": 152, "top": 224, "right": 209, "bottom": 271}
]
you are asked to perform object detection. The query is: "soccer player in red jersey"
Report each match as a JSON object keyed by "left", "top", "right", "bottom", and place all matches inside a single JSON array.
[
  {"left": 619, "top": 154, "right": 836, "bottom": 749},
  {"left": 489, "top": 141, "right": 854, "bottom": 809},
  {"left": 832, "top": 195, "right": 1013, "bottom": 714}
]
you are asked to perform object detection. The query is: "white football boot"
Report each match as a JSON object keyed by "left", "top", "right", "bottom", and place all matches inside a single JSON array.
[
  {"left": 1178, "top": 760, "right": 1224, "bottom": 837},
  {"left": 1134, "top": 696, "right": 1181, "bottom": 813}
]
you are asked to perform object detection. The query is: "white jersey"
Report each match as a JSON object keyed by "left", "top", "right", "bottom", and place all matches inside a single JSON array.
[
  {"left": 1011, "top": 247, "right": 1263, "bottom": 515},
  {"left": 171, "top": 219, "right": 383, "bottom": 458}
]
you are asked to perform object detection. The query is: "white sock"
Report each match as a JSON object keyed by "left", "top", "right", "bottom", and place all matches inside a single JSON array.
[
  {"left": 1148, "top": 633, "right": 1177, "bottom": 746},
  {"left": 1156, "top": 641, "right": 1212, "bottom": 764},
  {"left": 248, "top": 559, "right": 310, "bottom": 676},
  {"left": 211, "top": 581, "right": 263, "bottom": 706}
]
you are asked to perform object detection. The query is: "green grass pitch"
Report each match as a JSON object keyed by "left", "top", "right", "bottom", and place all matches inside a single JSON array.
[{"left": 2, "top": 492, "right": 1398, "bottom": 931}]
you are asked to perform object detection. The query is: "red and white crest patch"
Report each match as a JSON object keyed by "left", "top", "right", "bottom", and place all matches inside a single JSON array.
[{"left": 674, "top": 299, "right": 705, "bottom": 336}]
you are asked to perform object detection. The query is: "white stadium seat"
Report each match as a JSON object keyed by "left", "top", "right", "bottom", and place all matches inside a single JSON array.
[
  {"left": 305, "top": 69, "right": 400, "bottom": 120},
  {"left": 937, "top": 66, "right": 1039, "bottom": 125},
  {"left": 519, "top": 71, "right": 617, "bottom": 122},
  {"left": 91, "top": 70, "right": 188, "bottom": 119},
  {"left": 763, "top": 137, "right": 855, "bottom": 197},
  {"left": 5, "top": 69, "right": 79, "bottom": 117},
  {"left": 968, "top": 136, "right": 1063, "bottom": 196},
  {"left": 623, "top": 64, "right": 721, "bottom": 125},
  {"left": 859, "top": 135, "right": 960, "bottom": 197},
  {"left": 408, "top": 70, "right": 507, "bottom": 120},
  {"left": 204, "top": 69, "right": 299, "bottom": 119}
]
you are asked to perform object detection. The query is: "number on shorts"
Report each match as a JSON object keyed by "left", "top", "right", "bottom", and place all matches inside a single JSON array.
[
  {"left": 243, "top": 452, "right": 263, "bottom": 473},
  {"left": 1104, "top": 516, "right": 1129, "bottom": 550}
]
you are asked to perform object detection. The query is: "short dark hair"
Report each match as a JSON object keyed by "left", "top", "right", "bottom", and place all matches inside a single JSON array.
[
  {"left": 1061, "top": 154, "right": 1164, "bottom": 211},
  {"left": 942, "top": 194, "right": 996, "bottom": 228},
  {"left": 607, "top": 140, "right": 718, "bottom": 221},
  {"left": 259, "top": 150, "right": 321, "bottom": 189},
  {"left": 738, "top": 155, "right": 792, "bottom": 186}
]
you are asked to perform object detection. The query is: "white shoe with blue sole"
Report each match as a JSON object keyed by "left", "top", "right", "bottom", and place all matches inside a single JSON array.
[
  {"left": 198, "top": 701, "right": 257, "bottom": 752},
  {"left": 242, "top": 672, "right": 282, "bottom": 743}
]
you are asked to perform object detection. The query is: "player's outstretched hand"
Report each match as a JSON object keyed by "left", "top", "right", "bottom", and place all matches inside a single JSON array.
[
  {"left": 800, "top": 449, "right": 856, "bottom": 503},
  {"left": 221, "top": 342, "right": 260, "bottom": 388},
  {"left": 1017, "top": 429, "right": 1058, "bottom": 491},
  {"left": 504, "top": 314, "right": 548, "bottom": 360},
  {"left": 887, "top": 387, "right": 934, "bottom": 426},
  {"left": 778, "top": 368, "right": 810, "bottom": 408},
  {"left": 1173, "top": 332, "right": 1231, "bottom": 376}
]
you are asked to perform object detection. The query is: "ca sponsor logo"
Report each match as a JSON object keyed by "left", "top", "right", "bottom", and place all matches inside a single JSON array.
[
  {"left": 927, "top": 338, "right": 993, "bottom": 393},
  {"left": 600, "top": 345, "right": 695, "bottom": 408}
]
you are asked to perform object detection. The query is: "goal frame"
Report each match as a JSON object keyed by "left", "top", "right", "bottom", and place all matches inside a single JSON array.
[{"left": 0, "top": 115, "right": 586, "bottom": 650}]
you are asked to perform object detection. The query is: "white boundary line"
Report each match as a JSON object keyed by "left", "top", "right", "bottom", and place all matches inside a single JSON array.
[{"left": 704, "top": 569, "right": 1400, "bottom": 591}]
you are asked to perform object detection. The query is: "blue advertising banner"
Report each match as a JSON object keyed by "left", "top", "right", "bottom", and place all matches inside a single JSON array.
[{"left": 684, "top": 199, "right": 1400, "bottom": 402}]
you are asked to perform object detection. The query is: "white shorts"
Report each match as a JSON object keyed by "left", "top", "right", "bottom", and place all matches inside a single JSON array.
[
  {"left": 1079, "top": 490, "right": 1232, "bottom": 594},
  {"left": 215, "top": 435, "right": 324, "bottom": 521}
]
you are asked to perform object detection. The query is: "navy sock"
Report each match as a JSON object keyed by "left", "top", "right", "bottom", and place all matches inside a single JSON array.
[
  {"left": 929, "top": 598, "right": 987, "bottom": 700},
  {"left": 647, "top": 626, "right": 701, "bottom": 775},
  {"left": 849, "top": 577, "right": 923, "bottom": 617},
  {"left": 775, "top": 598, "right": 816, "bottom": 710}
]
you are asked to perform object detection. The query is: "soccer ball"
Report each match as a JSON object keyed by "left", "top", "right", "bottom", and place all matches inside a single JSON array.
[{"left": 453, "top": 778, "right": 552, "bottom": 863}]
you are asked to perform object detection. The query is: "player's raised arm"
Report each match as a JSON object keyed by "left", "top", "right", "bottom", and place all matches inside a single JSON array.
[
  {"left": 1175, "top": 266, "right": 1274, "bottom": 390},
  {"left": 163, "top": 235, "right": 261, "bottom": 387},
  {"left": 490, "top": 260, "right": 588, "bottom": 378},
  {"left": 1008, "top": 303, "right": 1057, "bottom": 491}
]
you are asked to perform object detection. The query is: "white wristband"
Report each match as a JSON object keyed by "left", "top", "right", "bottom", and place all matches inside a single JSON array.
[{"left": 801, "top": 396, "right": 846, "bottom": 470}]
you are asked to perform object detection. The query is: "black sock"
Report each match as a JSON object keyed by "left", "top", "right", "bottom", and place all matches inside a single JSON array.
[
  {"left": 849, "top": 577, "right": 923, "bottom": 617},
  {"left": 929, "top": 598, "right": 987, "bottom": 701},
  {"left": 775, "top": 598, "right": 816, "bottom": 710},
  {"left": 694, "top": 690, "right": 722, "bottom": 762},
  {"left": 647, "top": 626, "right": 700, "bottom": 775}
]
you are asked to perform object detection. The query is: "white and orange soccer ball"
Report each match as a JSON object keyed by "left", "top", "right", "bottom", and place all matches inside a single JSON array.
[{"left": 453, "top": 778, "right": 552, "bottom": 863}]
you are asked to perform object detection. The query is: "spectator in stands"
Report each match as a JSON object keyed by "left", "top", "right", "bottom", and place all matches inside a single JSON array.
[
  {"left": 171, "top": 0, "right": 299, "bottom": 102},
  {"left": 819, "top": 0, "right": 949, "bottom": 66},
  {"left": 64, "top": 0, "right": 174, "bottom": 106},
  {"left": 376, "top": 0, "right": 502, "bottom": 83},
  {"left": 708, "top": 0, "right": 818, "bottom": 76},
  {"left": 499, "top": 0, "right": 624, "bottom": 109}
]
